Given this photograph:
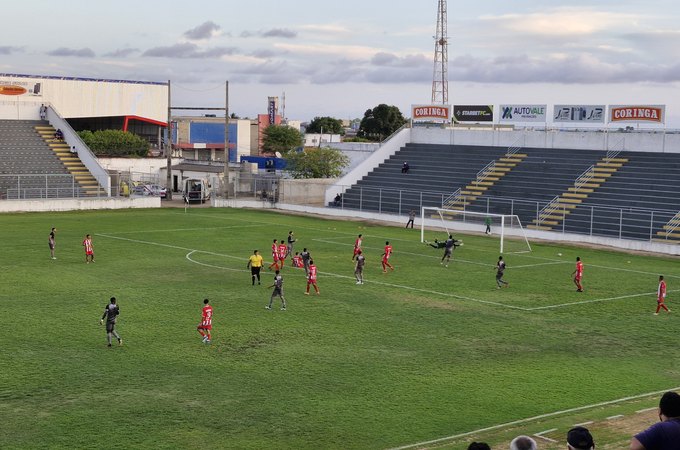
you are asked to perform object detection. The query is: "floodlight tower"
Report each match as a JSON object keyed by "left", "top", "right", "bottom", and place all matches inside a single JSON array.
[{"left": 431, "top": 0, "right": 449, "bottom": 105}]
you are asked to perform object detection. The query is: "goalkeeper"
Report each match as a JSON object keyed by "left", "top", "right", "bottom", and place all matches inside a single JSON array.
[{"left": 426, "top": 235, "right": 462, "bottom": 267}]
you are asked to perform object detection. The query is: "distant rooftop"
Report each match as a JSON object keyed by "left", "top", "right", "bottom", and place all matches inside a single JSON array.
[{"left": 0, "top": 73, "right": 167, "bottom": 86}]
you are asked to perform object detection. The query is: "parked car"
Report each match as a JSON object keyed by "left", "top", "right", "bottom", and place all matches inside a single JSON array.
[
  {"left": 146, "top": 184, "right": 167, "bottom": 199},
  {"left": 131, "top": 185, "right": 154, "bottom": 196}
]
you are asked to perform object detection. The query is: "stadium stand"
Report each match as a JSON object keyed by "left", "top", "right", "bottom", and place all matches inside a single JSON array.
[
  {"left": 0, "top": 119, "right": 100, "bottom": 199},
  {"left": 338, "top": 143, "right": 510, "bottom": 214},
  {"left": 336, "top": 142, "right": 680, "bottom": 242}
]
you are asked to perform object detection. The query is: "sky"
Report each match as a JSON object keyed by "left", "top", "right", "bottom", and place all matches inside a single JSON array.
[{"left": 2, "top": 0, "right": 680, "bottom": 126}]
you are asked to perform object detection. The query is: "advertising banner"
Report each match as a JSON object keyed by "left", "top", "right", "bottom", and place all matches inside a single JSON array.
[
  {"left": 609, "top": 105, "right": 665, "bottom": 124},
  {"left": 0, "top": 77, "right": 42, "bottom": 97},
  {"left": 553, "top": 105, "right": 605, "bottom": 123},
  {"left": 267, "top": 98, "right": 277, "bottom": 125},
  {"left": 499, "top": 104, "right": 547, "bottom": 123},
  {"left": 411, "top": 104, "right": 451, "bottom": 122},
  {"left": 453, "top": 105, "right": 493, "bottom": 123}
]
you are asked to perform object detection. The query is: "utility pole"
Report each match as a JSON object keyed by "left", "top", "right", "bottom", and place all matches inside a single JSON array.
[
  {"left": 224, "top": 80, "right": 230, "bottom": 198},
  {"left": 165, "top": 79, "right": 173, "bottom": 200}
]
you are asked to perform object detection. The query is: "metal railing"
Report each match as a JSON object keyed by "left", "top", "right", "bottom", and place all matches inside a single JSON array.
[
  {"left": 0, "top": 174, "right": 106, "bottom": 199},
  {"left": 315, "top": 183, "right": 679, "bottom": 243}
]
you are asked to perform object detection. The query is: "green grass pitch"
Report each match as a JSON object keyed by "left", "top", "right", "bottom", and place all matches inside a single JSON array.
[{"left": 1, "top": 207, "right": 679, "bottom": 449}]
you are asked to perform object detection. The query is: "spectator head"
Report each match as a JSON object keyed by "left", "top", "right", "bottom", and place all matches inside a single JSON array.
[
  {"left": 509, "top": 435, "right": 537, "bottom": 450},
  {"left": 659, "top": 391, "right": 680, "bottom": 419},
  {"left": 567, "top": 426, "right": 594, "bottom": 450},
  {"left": 467, "top": 442, "right": 491, "bottom": 450}
]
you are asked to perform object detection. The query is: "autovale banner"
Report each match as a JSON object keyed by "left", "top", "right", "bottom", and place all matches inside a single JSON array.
[
  {"left": 453, "top": 105, "right": 493, "bottom": 123},
  {"left": 499, "top": 104, "right": 547, "bottom": 123}
]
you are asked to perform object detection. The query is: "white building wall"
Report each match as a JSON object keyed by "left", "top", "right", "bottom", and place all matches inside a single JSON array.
[{"left": 0, "top": 74, "right": 167, "bottom": 122}]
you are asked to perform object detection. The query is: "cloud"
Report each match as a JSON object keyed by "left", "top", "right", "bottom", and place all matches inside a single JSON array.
[
  {"left": 241, "top": 28, "right": 298, "bottom": 39},
  {"left": 250, "top": 49, "right": 284, "bottom": 59},
  {"left": 184, "top": 21, "right": 222, "bottom": 40},
  {"left": 371, "top": 52, "right": 429, "bottom": 68},
  {"left": 262, "top": 28, "right": 297, "bottom": 38},
  {"left": 449, "top": 53, "right": 680, "bottom": 84},
  {"left": 143, "top": 43, "right": 238, "bottom": 59},
  {"left": 46, "top": 47, "right": 96, "bottom": 58},
  {"left": 104, "top": 48, "right": 140, "bottom": 58},
  {"left": 0, "top": 46, "right": 21, "bottom": 55}
]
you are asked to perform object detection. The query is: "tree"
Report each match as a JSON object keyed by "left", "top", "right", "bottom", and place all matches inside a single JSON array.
[
  {"left": 285, "top": 147, "right": 350, "bottom": 179},
  {"left": 305, "top": 116, "right": 344, "bottom": 135},
  {"left": 357, "top": 104, "right": 407, "bottom": 141},
  {"left": 77, "top": 129, "right": 149, "bottom": 157},
  {"left": 262, "top": 125, "right": 303, "bottom": 154}
]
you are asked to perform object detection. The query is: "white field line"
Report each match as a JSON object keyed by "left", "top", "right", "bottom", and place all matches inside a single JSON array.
[
  {"left": 526, "top": 290, "right": 680, "bottom": 311},
  {"left": 573, "top": 421, "right": 593, "bottom": 426},
  {"left": 387, "top": 386, "right": 680, "bottom": 450},
  {"left": 97, "top": 233, "right": 670, "bottom": 312},
  {"left": 96, "top": 233, "right": 529, "bottom": 311},
  {"left": 636, "top": 407, "right": 657, "bottom": 413},
  {"left": 606, "top": 414, "right": 624, "bottom": 420}
]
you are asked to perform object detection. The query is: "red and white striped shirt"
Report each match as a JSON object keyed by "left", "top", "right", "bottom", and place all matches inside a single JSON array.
[
  {"left": 308, "top": 265, "right": 317, "bottom": 282},
  {"left": 658, "top": 280, "right": 667, "bottom": 300},
  {"left": 83, "top": 238, "right": 93, "bottom": 254}
]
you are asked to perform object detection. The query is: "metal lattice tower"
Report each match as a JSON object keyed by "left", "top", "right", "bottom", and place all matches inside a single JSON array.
[{"left": 431, "top": 0, "right": 449, "bottom": 105}]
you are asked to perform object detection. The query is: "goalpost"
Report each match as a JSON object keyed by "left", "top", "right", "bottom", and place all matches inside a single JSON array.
[{"left": 420, "top": 207, "right": 532, "bottom": 254}]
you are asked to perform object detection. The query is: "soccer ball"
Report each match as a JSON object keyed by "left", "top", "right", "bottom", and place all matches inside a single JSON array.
[{"left": 557, "top": 252, "right": 562, "bottom": 256}]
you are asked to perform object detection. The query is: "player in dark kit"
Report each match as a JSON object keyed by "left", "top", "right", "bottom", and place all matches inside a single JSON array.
[
  {"left": 440, "top": 235, "right": 462, "bottom": 267},
  {"left": 496, "top": 256, "right": 509, "bottom": 289},
  {"left": 99, "top": 297, "right": 122, "bottom": 347},
  {"left": 49, "top": 227, "right": 56, "bottom": 259},
  {"left": 354, "top": 250, "right": 365, "bottom": 284},
  {"left": 300, "top": 248, "right": 311, "bottom": 276},
  {"left": 266, "top": 270, "right": 287, "bottom": 311}
]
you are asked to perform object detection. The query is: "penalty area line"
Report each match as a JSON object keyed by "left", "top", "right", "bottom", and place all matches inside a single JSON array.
[
  {"left": 526, "top": 289, "right": 680, "bottom": 311},
  {"left": 387, "top": 386, "right": 680, "bottom": 450}
]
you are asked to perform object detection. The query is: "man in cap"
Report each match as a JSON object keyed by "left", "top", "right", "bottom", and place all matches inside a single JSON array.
[{"left": 567, "top": 426, "right": 594, "bottom": 450}]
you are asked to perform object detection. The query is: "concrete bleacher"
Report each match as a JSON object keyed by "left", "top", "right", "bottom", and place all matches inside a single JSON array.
[
  {"left": 336, "top": 141, "right": 680, "bottom": 242},
  {"left": 0, "top": 119, "right": 99, "bottom": 199},
  {"left": 339, "top": 143, "right": 509, "bottom": 214}
]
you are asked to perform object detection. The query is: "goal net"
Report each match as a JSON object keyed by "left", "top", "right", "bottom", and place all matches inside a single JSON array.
[{"left": 420, "top": 207, "right": 532, "bottom": 254}]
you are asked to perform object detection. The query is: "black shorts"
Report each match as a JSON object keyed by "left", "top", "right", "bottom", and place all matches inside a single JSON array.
[
  {"left": 105, "top": 321, "right": 116, "bottom": 333},
  {"left": 251, "top": 266, "right": 261, "bottom": 276}
]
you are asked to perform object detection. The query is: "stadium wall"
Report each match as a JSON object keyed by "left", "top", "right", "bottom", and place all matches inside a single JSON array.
[
  {"left": 411, "top": 127, "right": 680, "bottom": 153},
  {"left": 0, "top": 74, "right": 167, "bottom": 122},
  {"left": 0, "top": 197, "right": 160, "bottom": 213}
]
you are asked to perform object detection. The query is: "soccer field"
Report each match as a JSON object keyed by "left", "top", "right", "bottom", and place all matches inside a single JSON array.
[{"left": 1, "top": 207, "right": 679, "bottom": 449}]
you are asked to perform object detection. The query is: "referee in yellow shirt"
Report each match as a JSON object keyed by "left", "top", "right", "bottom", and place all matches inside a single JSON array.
[{"left": 247, "top": 250, "right": 264, "bottom": 285}]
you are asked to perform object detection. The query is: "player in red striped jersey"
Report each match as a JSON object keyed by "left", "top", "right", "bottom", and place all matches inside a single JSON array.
[
  {"left": 352, "top": 234, "right": 362, "bottom": 261},
  {"left": 572, "top": 257, "right": 584, "bottom": 292},
  {"left": 277, "top": 239, "right": 288, "bottom": 270},
  {"left": 197, "top": 298, "right": 213, "bottom": 343},
  {"left": 268, "top": 239, "right": 279, "bottom": 271},
  {"left": 305, "top": 260, "right": 320, "bottom": 295},
  {"left": 83, "top": 234, "right": 94, "bottom": 264},
  {"left": 655, "top": 275, "right": 671, "bottom": 315},
  {"left": 381, "top": 241, "right": 394, "bottom": 273}
]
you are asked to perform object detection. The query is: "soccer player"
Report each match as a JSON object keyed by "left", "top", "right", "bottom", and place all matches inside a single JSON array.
[
  {"left": 197, "top": 298, "right": 213, "bottom": 343},
  {"left": 405, "top": 209, "right": 416, "bottom": 229},
  {"left": 656, "top": 275, "right": 671, "bottom": 315},
  {"left": 83, "top": 234, "right": 94, "bottom": 263},
  {"left": 352, "top": 234, "right": 363, "bottom": 261},
  {"left": 354, "top": 250, "right": 365, "bottom": 284},
  {"left": 496, "top": 256, "right": 509, "bottom": 289},
  {"left": 305, "top": 259, "right": 320, "bottom": 295},
  {"left": 99, "top": 297, "right": 122, "bottom": 347},
  {"left": 287, "top": 230, "right": 296, "bottom": 255},
  {"left": 300, "top": 247, "right": 311, "bottom": 275},
  {"left": 268, "top": 239, "right": 279, "bottom": 271},
  {"left": 266, "top": 270, "right": 287, "bottom": 311},
  {"left": 277, "top": 238, "right": 289, "bottom": 269},
  {"left": 440, "top": 235, "right": 461, "bottom": 268},
  {"left": 572, "top": 257, "right": 584, "bottom": 292},
  {"left": 382, "top": 241, "right": 394, "bottom": 272},
  {"left": 247, "top": 250, "right": 263, "bottom": 285},
  {"left": 292, "top": 252, "right": 303, "bottom": 268},
  {"left": 49, "top": 227, "right": 56, "bottom": 259}
]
